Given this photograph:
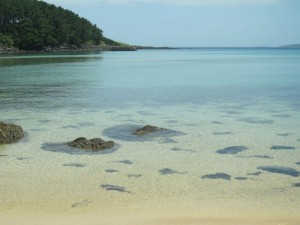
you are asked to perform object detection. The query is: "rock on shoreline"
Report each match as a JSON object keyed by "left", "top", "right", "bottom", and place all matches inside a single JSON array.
[{"left": 0, "top": 121, "right": 24, "bottom": 144}]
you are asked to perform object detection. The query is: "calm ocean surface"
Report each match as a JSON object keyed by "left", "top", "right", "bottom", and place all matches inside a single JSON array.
[{"left": 1, "top": 48, "right": 300, "bottom": 222}]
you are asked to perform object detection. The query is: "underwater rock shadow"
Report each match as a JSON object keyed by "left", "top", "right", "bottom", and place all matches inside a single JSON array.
[
  {"left": 41, "top": 142, "right": 120, "bottom": 155},
  {"left": 237, "top": 117, "right": 274, "bottom": 124},
  {"left": 102, "top": 124, "right": 185, "bottom": 142},
  {"left": 159, "top": 168, "right": 187, "bottom": 175},
  {"left": 201, "top": 173, "right": 231, "bottom": 181},
  {"left": 216, "top": 146, "right": 248, "bottom": 155},
  {"left": 271, "top": 146, "right": 296, "bottom": 150},
  {"left": 257, "top": 166, "right": 300, "bottom": 177}
]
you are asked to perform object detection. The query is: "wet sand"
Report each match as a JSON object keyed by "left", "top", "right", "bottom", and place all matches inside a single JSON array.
[{"left": 1, "top": 210, "right": 300, "bottom": 225}]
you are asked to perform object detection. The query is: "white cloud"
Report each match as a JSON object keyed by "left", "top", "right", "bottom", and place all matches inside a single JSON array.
[{"left": 43, "top": 0, "right": 281, "bottom": 7}]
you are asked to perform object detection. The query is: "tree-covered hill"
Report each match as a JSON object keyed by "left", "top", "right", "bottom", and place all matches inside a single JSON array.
[{"left": 0, "top": 0, "right": 124, "bottom": 51}]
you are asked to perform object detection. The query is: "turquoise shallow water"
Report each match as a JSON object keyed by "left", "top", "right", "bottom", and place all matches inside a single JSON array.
[{"left": 0, "top": 49, "right": 300, "bottom": 221}]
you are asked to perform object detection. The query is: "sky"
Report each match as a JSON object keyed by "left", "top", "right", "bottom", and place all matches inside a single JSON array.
[{"left": 42, "top": 0, "right": 300, "bottom": 47}]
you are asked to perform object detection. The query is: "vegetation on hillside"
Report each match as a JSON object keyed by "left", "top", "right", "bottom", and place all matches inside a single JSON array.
[{"left": 0, "top": 0, "right": 123, "bottom": 51}]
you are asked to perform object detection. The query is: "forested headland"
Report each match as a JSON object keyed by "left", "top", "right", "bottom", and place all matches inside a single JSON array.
[{"left": 0, "top": 0, "right": 134, "bottom": 53}]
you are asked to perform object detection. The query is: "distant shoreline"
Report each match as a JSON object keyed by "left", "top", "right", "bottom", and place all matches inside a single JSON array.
[{"left": 1, "top": 45, "right": 299, "bottom": 55}]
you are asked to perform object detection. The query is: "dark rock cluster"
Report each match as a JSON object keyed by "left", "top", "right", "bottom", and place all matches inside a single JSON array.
[
  {"left": 132, "top": 125, "right": 163, "bottom": 136},
  {"left": 68, "top": 137, "right": 114, "bottom": 151}
]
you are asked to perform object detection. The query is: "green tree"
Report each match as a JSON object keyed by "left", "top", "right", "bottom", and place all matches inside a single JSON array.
[{"left": 0, "top": 0, "right": 107, "bottom": 51}]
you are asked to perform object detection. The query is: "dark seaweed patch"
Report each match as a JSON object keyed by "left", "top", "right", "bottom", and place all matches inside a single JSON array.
[
  {"left": 277, "top": 133, "right": 294, "bottom": 137},
  {"left": 236, "top": 155, "right": 273, "bottom": 159},
  {"left": 211, "top": 121, "right": 223, "bottom": 125},
  {"left": 251, "top": 155, "right": 273, "bottom": 159},
  {"left": 238, "top": 117, "right": 274, "bottom": 124},
  {"left": 63, "top": 163, "right": 86, "bottom": 168},
  {"left": 116, "top": 160, "right": 133, "bottom": 165},
  {"left": 62, "top": 125, "right": 78, "bottom": 129},
  {"left": 16, "top": 157, "right": 30, "bottom": 160},
  {"left": 171, "top": 147, "right": 195, "bottom": 153},
  {"left": 105, "top": 169, "right": 119, "bottom": 173},
  {"left": 247, "top": 172, "right": 262, "bottom": 176},
  {"left": 103, "top": 124, "right": 185, "bottom": 142},
  {"left": 101, "top": 184, "right": 130, "bottom": 193},
  {"left": 41, "top": 142, "right": 119, "bottom": 155},
  {"left": 271, "top": 146, "right": 296, "bottom": 150},
  {"left": 71, "top": 200, "right": 92, "bottom": 208},
  {"left": 159, "top": 168, "right": 186, "bottom": 175},
  {"left": 221, "top": 110, "right": 243, "bottom": 115},
  {"left": 257, "top": 166, "right": 300, "bottom": 177},
  {"left": 235, "top": 177, "right": 248, "bottom": 180},
  {"left": 213, "top": 132, "right": 233, "bottom": 135},
  {"left": 128, "top": 174, "right": 142, "bottom": 178},
  {"left": 216, "top": 146, "right": 248, "bottom": 155},
  {"left": 201, "top": 173, "right": 231, "bottom": 181}
]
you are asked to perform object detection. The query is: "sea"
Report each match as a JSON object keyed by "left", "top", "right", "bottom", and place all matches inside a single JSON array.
[{"left": 0, "top": 48, "right": 300, "bottom": 224}]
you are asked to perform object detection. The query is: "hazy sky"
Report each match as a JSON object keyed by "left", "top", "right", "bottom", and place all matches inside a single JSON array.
[{"left": 43, "top": 0, "right": 300, "bottom": 47}]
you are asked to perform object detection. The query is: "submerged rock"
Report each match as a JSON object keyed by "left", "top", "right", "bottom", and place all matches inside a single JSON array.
[
  {"left": 133, "top": 125, "right": 163, "bottom": 135},
  {"left": 68, "top": 137, "right": 114, "bottom": 151},
  {"left": 216, "top": 146, "right": 248, "bottom": 155},
  {"left": 201, "top": 173, "right": 231, "bottom": 181},
  {"left": 257, "top": 166, "right": 300, "bottom": 177},
  {"left": 103, "top": 124, "right": 185, "bottom": 142},
  {"left": 292, "top": 183, "right": 300, "bottom": 187},
  {"left": 270, "top": 145, "right": 296, "bottom": 150},
  {"left": 0, "top": 121, "right": 24, "bottom": 144}
]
